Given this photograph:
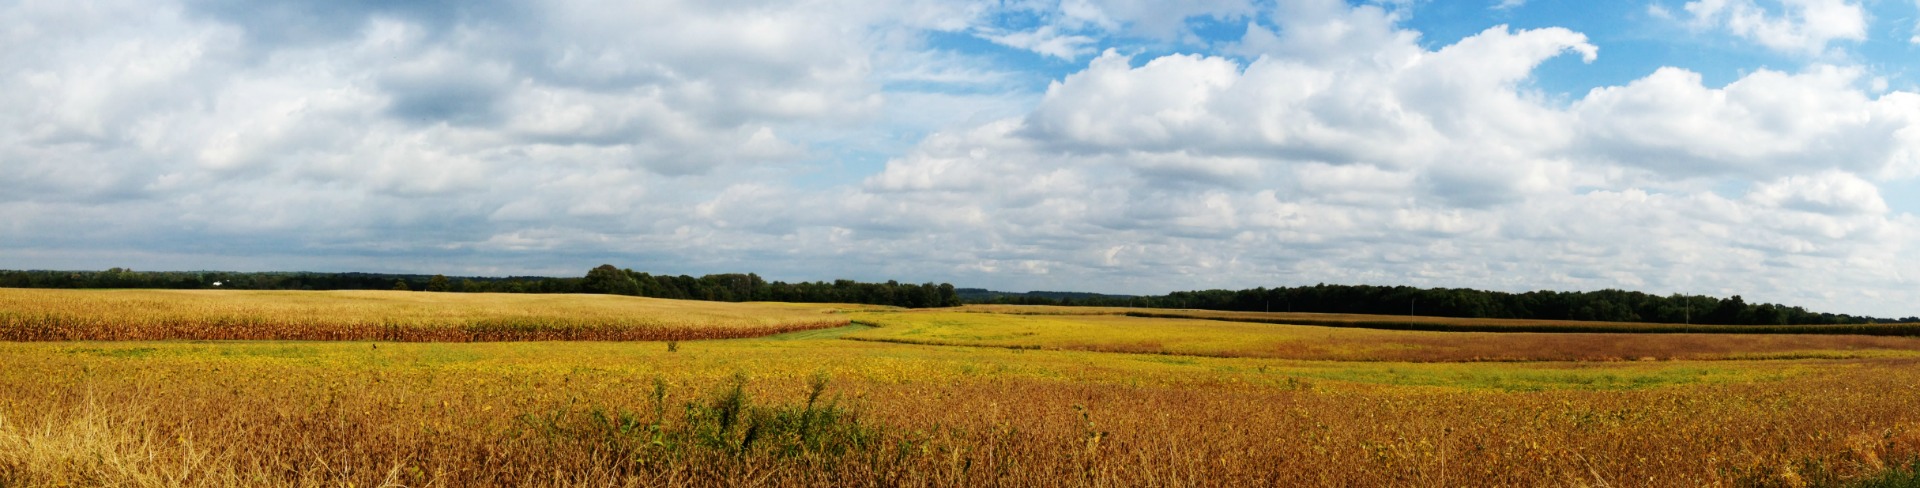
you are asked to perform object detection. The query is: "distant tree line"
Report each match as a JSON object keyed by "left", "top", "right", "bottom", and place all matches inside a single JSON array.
[
  {"left": 580, "top": 265, "right": 960, "bottom": 308},
  {"left": 964, "top": 284, "right": 1916, "bottom": 325},
  {"left": 0, "top": 266, "right": 960, "bottom": 309},
  {"left": 7, "top": 268, "right": 1902, "bottom": 322},
  {"left": 0, "top": 268, "right": 581, "bottom": 294}
]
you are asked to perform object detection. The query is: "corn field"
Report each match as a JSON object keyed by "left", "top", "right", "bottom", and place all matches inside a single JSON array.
[{"left": 0, "top": 289, "right": 847, "bottom": 341}]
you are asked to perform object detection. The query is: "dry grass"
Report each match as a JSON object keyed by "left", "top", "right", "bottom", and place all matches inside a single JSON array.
[
  {"left": 0, "top": 288, "right": 847, "bottom": 341},
  {"left": 849, "top": 310, "right": 1920, "bottom": 362},
  {"left": 5, "top": 339, "right": 1920, "bottom": 486},
  {"left": 8, "top": 292, "right": 1920, "bottom": 486}
]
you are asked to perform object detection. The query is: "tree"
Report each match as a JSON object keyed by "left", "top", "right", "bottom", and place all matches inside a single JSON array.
[
  {"left": 938, "top": 283, "right": 960, "bottom": 307},
  {"left": 582, "top": 264, "right": 640, "bottom": 296},
  {"left": 425, "top": 274, "right": 451, "bottom": 292},
  {"left": 391, "top": 279, "right": 411, "bottom": 292},
  {"left": 1706, "top": 295, "right": 1747, "bottom": 325}
]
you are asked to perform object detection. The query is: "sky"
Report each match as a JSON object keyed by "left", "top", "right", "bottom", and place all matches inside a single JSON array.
[{"left": 4, "top": 0, "right": 1920, "bottom": 317}]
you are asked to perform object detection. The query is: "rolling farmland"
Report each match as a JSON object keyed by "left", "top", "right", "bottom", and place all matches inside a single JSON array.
[{"left": 4, "top": 290, "right": 1920, "bottom": 486}]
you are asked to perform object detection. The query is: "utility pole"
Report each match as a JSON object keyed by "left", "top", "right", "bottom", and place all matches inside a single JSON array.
[{"left": 1410, "top": 297, "right": 1416, "bottom": 316}]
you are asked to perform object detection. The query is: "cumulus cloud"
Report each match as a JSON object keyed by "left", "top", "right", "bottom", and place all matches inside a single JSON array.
[
  {"left": 1573, "top": 65, "right": 1920, "bottom": 179},
  {"left": 1680, "top": 0, "right": 1867, "bottom": 56},
  {"left": 1016, "top": 19, "right": 1595, "bottom": 206},
  {"left": 1747, "top": 171, "right": 1889, "bottom": 215},
  {"left": 0, "top": 0, "right": 962, "bottom": 262},
  {"left": 843, "top": 1, "right": 1920, "bottom": 315}
]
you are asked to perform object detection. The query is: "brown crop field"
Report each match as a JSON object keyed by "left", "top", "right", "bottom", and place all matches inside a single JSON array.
[
  {"left": 0, "top": 289, "right": 849, "bottom": 341},
  {"left": 5, "top": 290, "right": 1920, "bottom": 486}
]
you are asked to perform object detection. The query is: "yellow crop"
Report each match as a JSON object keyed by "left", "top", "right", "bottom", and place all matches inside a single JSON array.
[
  {"left": 3, "top": 291, "right": 1920, "bottom": 486},
  {"left": 850, "top": 309, "right": 1920, "bottom": 362}
]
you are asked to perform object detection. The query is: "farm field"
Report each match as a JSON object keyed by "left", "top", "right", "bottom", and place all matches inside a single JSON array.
[
  {"left": 846, "top": 310, "right": 1920, "bottom": 362},
  {"left": 4, "top": 291, "right": 1920, "bottom": 486},
  {"left": 1119, "top": 308, "right": 1920, "bottom": 335},
  {"left": 0, "top": 289, "right": 849, "bottom": 341}
]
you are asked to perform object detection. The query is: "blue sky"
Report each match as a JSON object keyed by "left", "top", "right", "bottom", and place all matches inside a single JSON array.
[{"left": 5, "top": 0, "right": 1920, "bottom": 316}]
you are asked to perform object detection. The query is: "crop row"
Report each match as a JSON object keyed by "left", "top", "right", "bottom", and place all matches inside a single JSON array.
[
  {"left": 0, "top": 314, "right": 846, "bottom": 342},
  {"left": 0, "top": 289, "right": 848, "bottom": 342}
]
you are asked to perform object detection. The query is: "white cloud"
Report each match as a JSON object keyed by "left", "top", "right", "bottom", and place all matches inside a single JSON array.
[
  {"left": 1068, "top": 0, "right": 1257, "bottom": 40},
  {"left": 1680, "top": 0, "right": 1867, "bottom": 56},
  {"left": 1747, "top": 171, "right": 1889, "bottom": 215},
  {"left": 1017, "top": 23, "right": 1595, "bottom": 208},
  {"left": 832, "top": 1, "right": 1920, "bottom": 315},
  {"left": 980, "top": 25, "right": 1101, "bottom": 60},
  {"left": 1649, "top": 4, "right": 1676, "bottom": 20},
  {"left": 1230, "top": 0, "right": 1417, "bottom": 64},
  {"left": 0, "top": 0, "right": 969, "bottom": 260},
  {"left": 1573, "top": 65, "right": 1920, "bottom": 179},
  {"left": 970, "top": 0, "right": 1259, "bottom": 59}
]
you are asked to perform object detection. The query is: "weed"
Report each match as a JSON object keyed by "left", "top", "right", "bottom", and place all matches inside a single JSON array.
[
  {"left": 1853, "top": 461, "right": 1920, "bottom": 488},
  {"left": 510, "top": 372, "right": 880, "bottom": 471}
]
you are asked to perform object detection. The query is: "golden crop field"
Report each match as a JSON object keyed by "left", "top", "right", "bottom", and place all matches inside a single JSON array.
[
  {"left": 1119, "top": 308, "right": 1920, "bottom": 335},
  {"left": 847, "top": 310, "right": 1920, "bottom": 362},
  {"left": 0, "top": 289, "right": 849, "bottom": 341},
  {"left": 5, "top": 291, "right": 1920, "bottom": 487}
]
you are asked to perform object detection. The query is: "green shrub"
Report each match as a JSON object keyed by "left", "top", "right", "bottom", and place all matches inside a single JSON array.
[{"left": 510, "top": 372, "right": 879, "bottom": 472}]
